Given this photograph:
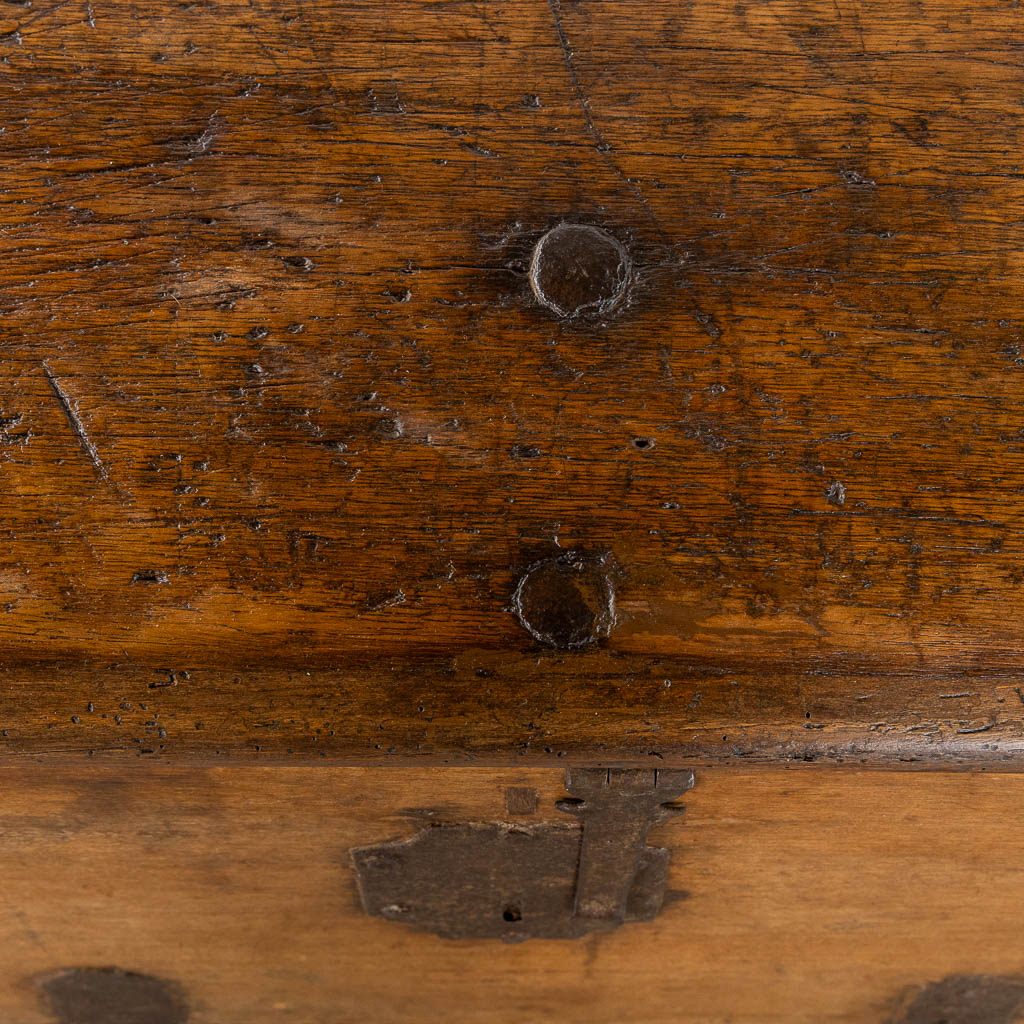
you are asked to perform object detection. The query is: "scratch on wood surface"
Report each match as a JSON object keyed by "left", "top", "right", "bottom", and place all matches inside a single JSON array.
[
  {"left": 545, "top": 0, "right": 607, "bottom": 153},
  {"left": 545, "top": 0, "right": 660, "bottom": 228},
  {"left": 180, "top": 110, "right": 222, "bottom": 156},
  {"left": 0, "top": 887, "right": 49, "bottom": 955},
  {"left": 42, "top": 363, "right": 107, "bottom": 479},
  {"left": 543, "top": 0, "right": 718, "bottom": 336}
]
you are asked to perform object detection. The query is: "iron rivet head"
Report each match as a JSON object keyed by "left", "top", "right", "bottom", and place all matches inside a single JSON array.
[
  {"left": 512, "top": 551, "right": 616, "bottom": 649},
  {"left": 529, "top": 223, "right": 630, "bottom": 319}
]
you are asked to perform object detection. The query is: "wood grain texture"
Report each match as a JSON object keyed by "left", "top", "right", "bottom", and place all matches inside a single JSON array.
[
  {"left": 0, "top": 765, "right": 1022, "bottom": 1022},
  {"left": 2, "top": 0, "right": 1024, "bottom": 762}
]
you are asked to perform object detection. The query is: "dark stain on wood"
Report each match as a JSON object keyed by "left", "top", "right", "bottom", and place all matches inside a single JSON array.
[
  {"left": 890, "top": 975, "right": 1024, "bottom": 1024},
  {"left": 352, "top": 768, "right": 693, "bottom": 941},
  {"left": 37, "top": 967, "right": 189, "bottom": 1024},
  {"left": 512, "top": 551, "right": 616, "bottom": 649}
]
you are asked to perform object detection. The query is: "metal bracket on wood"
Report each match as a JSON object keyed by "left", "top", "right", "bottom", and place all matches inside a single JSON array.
[{"left": 352, "top": 767, "right": 695, "bottom": 941}]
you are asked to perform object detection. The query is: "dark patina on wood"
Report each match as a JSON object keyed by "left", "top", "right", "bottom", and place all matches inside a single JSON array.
[
  {"left": 37, "top": 967, "right": 189, "bottom": 1024},
  {"left": 351, "top": 768, "right": 693, "bottom": 940},
  {"left": 0, "top": 0, "right": 1021, "bottom": 767},
  {"left": 889, "top": 975, "right": 1024, "bottom": 1024}
]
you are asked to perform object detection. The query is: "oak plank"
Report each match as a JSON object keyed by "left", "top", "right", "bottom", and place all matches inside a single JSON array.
[
  {"left": 0, "top": 765, "right": 1020, "bottom": 1022},
  {"left": 0, "top": 0, "right": 1022, "bottom": 762}
]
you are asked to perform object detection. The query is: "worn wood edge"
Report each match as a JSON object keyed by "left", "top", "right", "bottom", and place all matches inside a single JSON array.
[
  {"left": 2, "top": 734, "right": 1022, "bottom": 771},
  {"left": 0, "top": 654, "right": 1021, "bottom": 767}
]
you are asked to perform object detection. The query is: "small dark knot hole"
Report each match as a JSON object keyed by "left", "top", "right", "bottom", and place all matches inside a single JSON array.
[{"left": 503, "top": 905, "right": 522, "bottom": 923}]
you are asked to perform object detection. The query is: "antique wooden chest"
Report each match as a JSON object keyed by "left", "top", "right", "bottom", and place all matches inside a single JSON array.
[{"left": 2, "top": 0, "right": 1023, "bottom": 1020}]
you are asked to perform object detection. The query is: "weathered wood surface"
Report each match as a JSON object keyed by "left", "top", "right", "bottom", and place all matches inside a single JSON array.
[
  {"left": 2, "top": 0, "right": 1024, "bottom": 763},
  {"left": 0, "top": 765, "right": 1021, "bottom": 1022}
]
